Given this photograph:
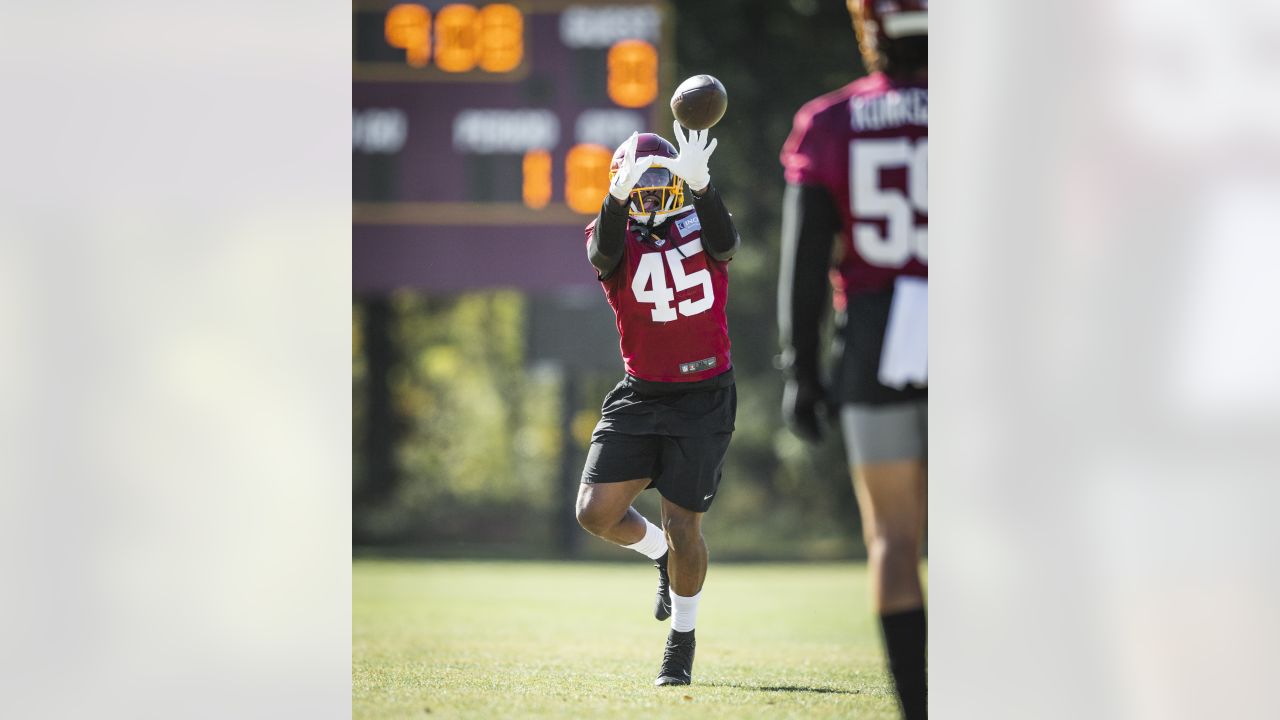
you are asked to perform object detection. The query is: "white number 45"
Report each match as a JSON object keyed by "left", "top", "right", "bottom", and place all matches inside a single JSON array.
[{"left": 631, "top": 239, "right": 715, "bottom": 322}]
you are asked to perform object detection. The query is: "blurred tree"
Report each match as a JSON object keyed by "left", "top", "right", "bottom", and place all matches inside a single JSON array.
[
  {"left": 353, "top": 291, "right": 561, "bottom": 551},
  {"left": 352, "top": 298, "right": 404, "bottom": 533}
]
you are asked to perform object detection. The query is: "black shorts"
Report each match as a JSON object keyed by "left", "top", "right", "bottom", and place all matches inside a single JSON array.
[
  {"left": 829, "top": 288, "right": 929, "bottom": 406},
  {"left": 581, "top": 370, "right": 736, "bottom": 513}
]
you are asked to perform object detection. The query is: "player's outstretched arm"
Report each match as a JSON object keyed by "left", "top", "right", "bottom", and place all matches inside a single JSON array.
[
  {"left": 778, "top": 182, "right": 839, "bottom": 441},
  {"left": 690, "top": 183, "right": 739, "bottom": 261},
  {"left": 588, "top": 194, "right": 630, "bottom": 279},
  {"left": 654, "top": 121, "right": 736, "bottom": 260},
  {"left": 589, "top": 132, "right": 655, "bottom": 279}
]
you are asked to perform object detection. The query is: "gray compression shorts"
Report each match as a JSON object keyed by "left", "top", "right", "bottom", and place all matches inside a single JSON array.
[{"left": 839, "top": 399, "right": 928, "bottom": 465}]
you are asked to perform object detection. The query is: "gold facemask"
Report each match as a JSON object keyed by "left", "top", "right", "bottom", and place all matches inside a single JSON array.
[{"left": 624, "top": 166, "right": 685, "bottom": 218}]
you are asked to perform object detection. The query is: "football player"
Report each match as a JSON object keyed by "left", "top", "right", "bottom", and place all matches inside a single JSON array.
[
  {"left": 576, "top": 123, "right": 739, "bottom": 687},
  {"left": 777, "top": 1, "right": 928, "bottom": 717}
]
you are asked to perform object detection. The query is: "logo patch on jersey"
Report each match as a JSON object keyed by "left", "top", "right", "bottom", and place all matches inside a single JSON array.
[
  {"left": 675, "top": 214, "right": 701, "bottom": 237},
  {"left": 679, "top": 356, "right": 717, "bottom": 374}
]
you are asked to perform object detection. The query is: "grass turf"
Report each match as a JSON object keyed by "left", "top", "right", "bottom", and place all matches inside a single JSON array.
[{"left": 354, "top": 560, "right": 904, "bottom": 718}]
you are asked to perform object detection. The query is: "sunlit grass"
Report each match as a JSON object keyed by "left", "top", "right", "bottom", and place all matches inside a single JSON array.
[{"left": 354, "top": 560, "right": 903, "bottom": 719}]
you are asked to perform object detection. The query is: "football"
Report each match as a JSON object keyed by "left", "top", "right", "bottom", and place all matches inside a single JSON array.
[{"left": 670, "top": 75, "right": 728, "bottom": 131}]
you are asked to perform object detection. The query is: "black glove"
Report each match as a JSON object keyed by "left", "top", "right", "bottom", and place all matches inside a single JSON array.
[{"left": 782, "top": 377, "right": 825, "bottom": 443}]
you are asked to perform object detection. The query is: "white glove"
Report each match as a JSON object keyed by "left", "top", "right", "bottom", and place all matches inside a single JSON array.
[
  {"left": 653, "top": 121, "right": 717, "bottom": 193},
  {"left": 608, "top": 132, "right": 657, "bottom": 202}
]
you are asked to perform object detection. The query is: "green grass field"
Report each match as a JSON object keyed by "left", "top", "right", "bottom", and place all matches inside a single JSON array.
[{"left": 354, "top": 559, "right": 904, "bottom": 719}]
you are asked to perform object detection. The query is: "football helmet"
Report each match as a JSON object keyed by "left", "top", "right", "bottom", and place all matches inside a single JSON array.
[
  {"left": 848, "top": 0, "right": 928, "bottom": 75},
  {"left": 610, "top": 133, "right": 685, "bottom": 221}
]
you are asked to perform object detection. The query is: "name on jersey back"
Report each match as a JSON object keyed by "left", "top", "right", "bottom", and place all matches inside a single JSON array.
[{"left": 849, "top": 88, "right": 928, "bottom": 132}]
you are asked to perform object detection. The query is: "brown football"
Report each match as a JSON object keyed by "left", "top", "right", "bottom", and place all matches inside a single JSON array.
[{"left": 670, "top": 75, "right": 728, "bottom": 131}]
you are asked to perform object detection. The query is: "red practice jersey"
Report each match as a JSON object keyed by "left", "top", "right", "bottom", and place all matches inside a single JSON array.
[
  {"left": 586, "top": 207, "right": 732, "bottom": 383},
  {"left": 780, "top": 72, "right": 928, "bottom": 310}
]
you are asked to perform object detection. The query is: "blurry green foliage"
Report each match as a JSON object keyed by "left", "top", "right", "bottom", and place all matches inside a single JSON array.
[{"left": 355, "top": 291, "right": 562, "bottom": 547}]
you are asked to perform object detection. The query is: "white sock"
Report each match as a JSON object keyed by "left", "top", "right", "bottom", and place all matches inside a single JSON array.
[
  {"left": 671, "top": 591, "right": 701, "bottom": 632},
  {"left": 623, "top": 518, "right": 668, "bottom": 561}
]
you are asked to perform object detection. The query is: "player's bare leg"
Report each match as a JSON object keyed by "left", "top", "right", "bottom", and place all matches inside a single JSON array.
[
  {"left": 854, "top": 459, "right": 927, "bottom": 719},
  {"left": 576, "top": 478, "right": 674, "bottom": 620},
  {"left": 654, "top": 498, "right": 705, "bottom": 686},
  {"left": 853, "top": 460, "right": 926, "bottom": 613},
  {"left": 575, "top": 478, "right": 652, "bottom": 545},
  {"left": 659, "top": 499, "right": 707, "bottom": 596}
]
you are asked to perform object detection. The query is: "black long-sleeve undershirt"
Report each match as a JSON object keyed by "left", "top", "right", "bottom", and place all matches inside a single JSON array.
[
  {"left": 691, "top": 183, "right": 741, "bottom": 262},
  {"left": 587, "top": 193, "right": 630, "bottom": 279},
  {"left": 777, "top": 183, "right": 839, "bottom": 385},
  {"left": 587, "top": 183, "right": 740, "bottom": 280}
]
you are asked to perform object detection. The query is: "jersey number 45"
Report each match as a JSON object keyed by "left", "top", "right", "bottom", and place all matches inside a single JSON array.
[{"left": 631, "top": 239, "right": 714, "bottom": 322}]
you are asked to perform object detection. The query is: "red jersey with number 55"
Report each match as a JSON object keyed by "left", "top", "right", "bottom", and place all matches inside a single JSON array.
[
  {"left": 780, "top": 72, "right": 927, "bottom": 309},
  {"left": 585, "top": 207, "right": 732, "bottom": 383}
]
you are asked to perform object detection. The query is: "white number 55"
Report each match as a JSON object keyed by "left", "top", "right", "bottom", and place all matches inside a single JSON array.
[{"left": 850, "top": 137, "right": 928, "bottom": 268}]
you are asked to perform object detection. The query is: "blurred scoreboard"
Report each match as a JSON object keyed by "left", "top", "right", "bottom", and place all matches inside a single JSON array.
[{"left": 353, "top": 0, "right": 673, "bottom": 292}]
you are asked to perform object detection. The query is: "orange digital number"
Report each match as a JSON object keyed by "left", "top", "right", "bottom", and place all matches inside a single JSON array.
[
  {"left": 384, "top": 4, "right": 431, "bottom": 68},
  {"left": 479, "top": 4, "right": 524, "bottom": 73},
  {"left": 382, "top": 3, "right": 523, "bottom": 72},
  {"left": 435, "top": 4, "right": 481, "bottom": 72},
  {"left": 565, "top": 144, "right": 613, "bottom": 214},
  {"left": 522, "top": 150, "right": 552, "bottom": 210},
  {"left": 607, "top": 40, "right": 658, "bottom": 108}
]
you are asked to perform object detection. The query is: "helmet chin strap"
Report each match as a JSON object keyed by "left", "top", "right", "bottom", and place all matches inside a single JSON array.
[
  {"left": 634, "top": 208, "right": 691, "bottom": 257},
  {"left": 636, "top": 209, "right": 660, "bottom": 245}
]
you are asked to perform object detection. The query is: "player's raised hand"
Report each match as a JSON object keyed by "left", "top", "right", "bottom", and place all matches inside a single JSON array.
[
  {"left": 609, "top": 132, "right": 657, "bottom": 202},
  {"left": 652, "top": 121, "right": 716, "bottom": 193}
]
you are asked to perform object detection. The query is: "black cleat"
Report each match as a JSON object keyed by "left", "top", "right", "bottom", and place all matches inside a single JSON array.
[
  {"left": 654, "top": 552, "right": 672, "bottom": 621},
  {"left": 654, "top": 629, "right": 695, "bottom": 686}
]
